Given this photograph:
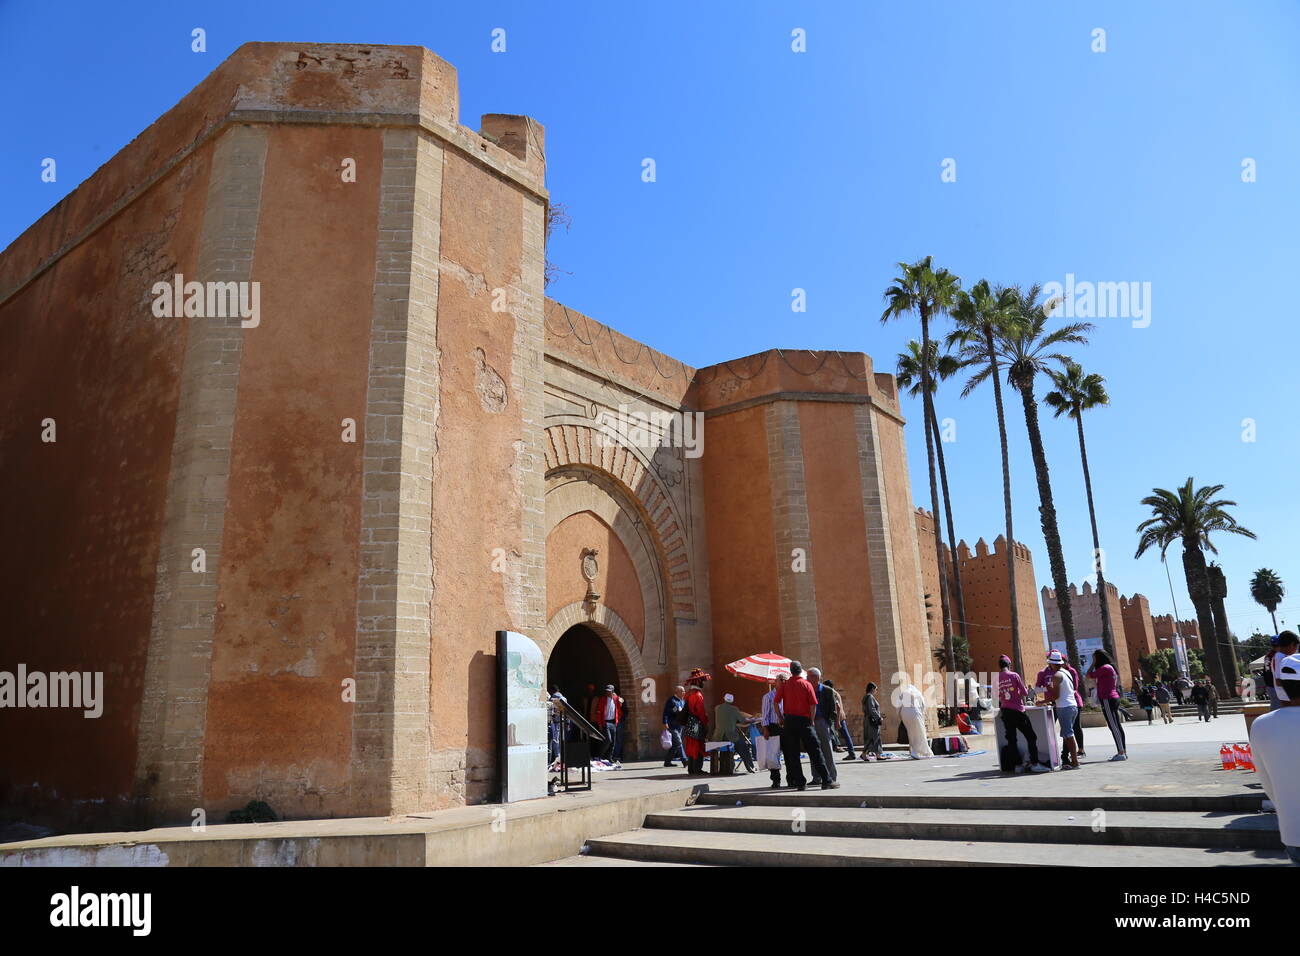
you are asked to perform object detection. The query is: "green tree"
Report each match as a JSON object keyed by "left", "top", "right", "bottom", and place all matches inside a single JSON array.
[
  {"left": 1237, "top": 632, "right": 1274, "bottom": 667},
  {"left": 896, "top": 340, "right": 969, "bottom": 664},
  {"left": 948, "top": 280, "right": 1027, "bottom": 674},
  {"left": 1044, "top": 362, "right": 1118, "bottom": 667},
  {"left": 1135, "top": 478, "right": 1256, "bottom": 696},
  {"left": 994, "top": 285, "right": 1093, "bottom": 667},
  {"left": 1249, "top": 568, "right": 1285, "bottom": 634},
  {"left": 882, "top": 256, "right": 962, "bottom": 671},
  {"left": 1139, "top": 648, "right": 1177, "bottom": 681}
]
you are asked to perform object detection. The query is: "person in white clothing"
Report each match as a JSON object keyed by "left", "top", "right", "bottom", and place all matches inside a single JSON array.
[
  {"left": 1044, "top": 650, "right": 1079, "bottom": 770},
  {"left": 897, "top": 682, "right": 933, "bottom": 759},
  {"left": 1251, "top": 652, "right": 1300, "bottom": 865}
]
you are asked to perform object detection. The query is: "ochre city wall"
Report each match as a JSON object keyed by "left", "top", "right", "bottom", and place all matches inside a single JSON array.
[
  {"left": 0, "top": 135, "right": 214, "bottom": 829},
  {"left": 201, "top": 123, "right": 382, "bottom": 818},
  {"left": 2, "top": 39, "right": 954, "bottom": 830}
]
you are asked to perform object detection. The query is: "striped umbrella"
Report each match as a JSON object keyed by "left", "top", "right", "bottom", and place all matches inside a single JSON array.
[{"left": 725, "top": 652, "right": 793, "bottom": 684}]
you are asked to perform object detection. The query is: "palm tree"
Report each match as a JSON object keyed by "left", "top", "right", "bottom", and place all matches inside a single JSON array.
[
  {"left": 1135, "top": 478, "right": 1256, "bottom": 696},
  {"left": 995, "top": 286, "right": 1093, "bottom": 669},
  {"left": 1206, "top": 563, "right": 1239, "bottom": 683},
  {"left": 896, "top": 340, "right": 969, "bottom": 664},
  {"left": 882, "top": 256, "right": 962, "bottom": 671},
  {"left": 1249, "top": 568, "right": 1285, "bottom": 634},
  {"left": 948, "top": 280, "right": 1026, "bottom": 675},
  {"left": 1044, "top": 362, "right": 1118, "bottom": 667}
]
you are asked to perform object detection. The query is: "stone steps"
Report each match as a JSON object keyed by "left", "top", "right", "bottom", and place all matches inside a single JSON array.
[
  {"left": 571, "top": 786, "right": 1284, "bottom": 867},
  {"left": 582, "top": 828, "right": 1289, "bottom": 867},
  {"left": 694, "top": 790, "right": 1263, "bottom": 813},
  {"left": 537, "top": 854, "right": 708, "bottom": 867},
  {"left": 644, "top": 805, "right": 1281, "bottom": 850}
]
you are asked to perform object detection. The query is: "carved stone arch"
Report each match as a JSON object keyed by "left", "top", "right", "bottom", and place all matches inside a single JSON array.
[
  {"left": 545, "top": 471, "right": 666, "bottom": 666},
  {"left": 542, "top": 421, "right": 696, "bottom": 618},
  {"left": 542, "top": 603, "right": 652, "bottom": 758}
]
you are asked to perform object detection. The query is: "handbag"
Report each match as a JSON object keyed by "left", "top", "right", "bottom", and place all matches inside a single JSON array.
[
  {"left": 683, "top": 713, "right": 704, "bottom": 741},
  {"left": 660, "top": 729, "right": 673, "bottom": 750}
]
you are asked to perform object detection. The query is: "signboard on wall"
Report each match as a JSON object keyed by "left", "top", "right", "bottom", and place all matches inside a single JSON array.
[{"left": 497, "top": 630, "right": 548, "bottom": 803}]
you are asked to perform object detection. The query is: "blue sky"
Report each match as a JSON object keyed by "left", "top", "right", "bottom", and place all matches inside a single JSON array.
[{"left": 4, "top": 0, "right": 1298, "bottom": 641}]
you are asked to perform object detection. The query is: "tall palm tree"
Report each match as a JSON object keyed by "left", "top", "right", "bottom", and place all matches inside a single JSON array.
[
  {"left": 896, "top": 340, "right": 969, "bottom": 663},
  {"left": 948, "top": 280, "right": 1027, "bottom": 675},
  {"left": 1135, "top": 478, "right": 1256, "bottom": 696},
  {"left": 882, "top": 256, "right": 962, "bottom": 671},
  {"left": 1249, "top": 568, "right": 1285, "bottom": 634},
  {"left": 1044, "top": 362, "right": 1118, "bottom": 667},
  {"left": 1206, "top": 563, "right": 1239, "bottom": 683},
  {"left": 995, "top": 286, "right": 1093, "bottom": 669}
]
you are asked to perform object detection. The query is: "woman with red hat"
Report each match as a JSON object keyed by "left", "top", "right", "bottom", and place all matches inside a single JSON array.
[{"left": 682, "top": 668, "right": 711, "bottom": 775}]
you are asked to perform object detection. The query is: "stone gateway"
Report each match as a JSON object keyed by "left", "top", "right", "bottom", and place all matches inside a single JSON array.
[{"left": 0, "top": 43, "right": 948, "bottom": 830}]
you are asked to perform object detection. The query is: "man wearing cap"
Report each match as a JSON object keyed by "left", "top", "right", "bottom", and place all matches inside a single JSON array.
[
  {"left": 1269, "top": 632, "right": 1300, "bottom": 709},
  {"left": 682, "top": 669, "right": 712, "bottom": 775},
  {"left": 1044, "top": 650, "right": 1079, "bottom": 769},
  {"left": 998, "top": 654, "right": 1050, "bottom": 773},
  {"left": 1250, "top": 652, "right": 1300, "bottom": 864},
  {"left": 713, "top": 693, "right": 756, "bottom": 773},
  {"left": 597, "top": 685, "right": 625, "bottom": 766},
  {"left": 774, "top": 660, "right": 837, "bottom": 790}
]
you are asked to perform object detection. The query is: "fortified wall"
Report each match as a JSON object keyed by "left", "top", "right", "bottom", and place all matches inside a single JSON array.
[
  {"left": 0, "top": 42, "right": 942, "bottom": 830},
  {"left": 1042, "top": 581, "right": 1133, "bottom": 689},
  {"left": 913, "top": 510, "right": 1043, "bottom": 676}
]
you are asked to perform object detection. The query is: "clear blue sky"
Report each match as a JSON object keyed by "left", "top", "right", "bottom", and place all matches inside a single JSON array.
[{"left": 4, "top": 1, "right": 1298, "bottom": 641}]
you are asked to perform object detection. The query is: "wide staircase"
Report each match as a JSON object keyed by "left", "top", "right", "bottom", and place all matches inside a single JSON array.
[
  {"left": 1166, "top": 698, "right": 1246, "bottom": 719},
  {"left": 542, "top": 787, "right": 1287, "bottom": 866}
]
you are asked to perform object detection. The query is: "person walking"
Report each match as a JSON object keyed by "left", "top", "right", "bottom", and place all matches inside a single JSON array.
[
  {"left": 824, "top": 679, "right": 857, "bottom": 762},
  {"left": 1137, "top": 684, "right": 1155, "bottom": 725},
  {"left": 1173, "top": 674, "right": 1191, "bottom": 706},
  {"left": 759, "top": 675, "right": 786, "bottom": 788},
  {"left": 860, "top": 681, "right": 883, "bottom": 761},
  {"left": 1154, "top": 681, "right": 1174, "bottom": 724},
  {"left": 681, "top": 669, "right": 711, "bottom": 775},
  {"left": 1251, "top": 653, "right": 1300, "bottom": 865},
  {"left": 1191, "top": 679, "right": 1211, "bottom": 722},
  {"left": 998, "top": 655, "right": 1050, "bottom": 773},
  {"left": 1208, "top": 680, "right": 1219, "bottom": 719},
  {"left": 712, "top": 693, "right": 756, "bottom": 773},
  {"left": 1044, "top": 650, "right": 1079, "bottom": 769},
  {"left": 897, "top": 681, "right": 934, "bottom": 759},
  {"left": 1088, "top": 649, "right": 1128, "bottom": 760},
  {"left": 662, "top": 685, "right": 688, "bottom": 767},
  {"left": 774, "top": 661, "right": 837, "bottom": 790}
]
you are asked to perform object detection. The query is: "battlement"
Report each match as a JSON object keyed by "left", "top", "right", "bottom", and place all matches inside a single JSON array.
[{"left": 1, "top": 41, "right": 547, "bottom": 305}]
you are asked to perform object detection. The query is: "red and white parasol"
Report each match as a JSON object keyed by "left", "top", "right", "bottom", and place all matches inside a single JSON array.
[{"left": 725, "top": 652, "right": 793, "bottom": 684}]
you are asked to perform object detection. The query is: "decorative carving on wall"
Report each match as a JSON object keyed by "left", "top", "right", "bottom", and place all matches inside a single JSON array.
[{"left": 581, "top": 547, "right": 601, "bottom": 615}]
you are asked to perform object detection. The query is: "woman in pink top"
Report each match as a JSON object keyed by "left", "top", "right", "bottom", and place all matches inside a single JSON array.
[{"left": 1087, "top": 649, "right": 1127, "bottom": 760}]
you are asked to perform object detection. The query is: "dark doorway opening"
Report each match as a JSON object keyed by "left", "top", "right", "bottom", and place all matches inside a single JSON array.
[{"left": 548, "top": 623, "right": 619, "bottom": 721}]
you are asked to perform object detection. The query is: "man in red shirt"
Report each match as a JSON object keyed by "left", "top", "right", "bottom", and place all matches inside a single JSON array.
[{"left": 774, "top": 660, "right": 837, "bottom": 790}]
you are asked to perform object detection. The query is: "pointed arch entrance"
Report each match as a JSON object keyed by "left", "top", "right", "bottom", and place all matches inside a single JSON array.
[{"left": 543, "top": 603, "right": 648, "bottom": 759}]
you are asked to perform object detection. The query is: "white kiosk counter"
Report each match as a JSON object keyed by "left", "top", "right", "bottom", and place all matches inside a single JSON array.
[{"left": 993, "top": 705, "right": 1061, "bottom": 770}]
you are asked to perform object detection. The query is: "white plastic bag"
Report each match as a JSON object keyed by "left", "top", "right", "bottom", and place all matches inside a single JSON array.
[{"left": 660, "top": 729, "right": 673, "bottom": 750}]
